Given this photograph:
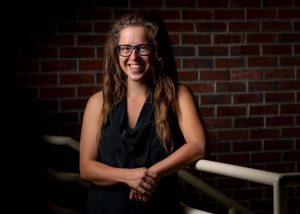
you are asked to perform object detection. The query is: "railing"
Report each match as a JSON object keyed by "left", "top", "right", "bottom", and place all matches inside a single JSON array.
[
  {"left": 44, "top": 135, "right": 210, "bottom": 214},
  {"left": 44, "top": 135, "right": 300, "bottom": 214}
]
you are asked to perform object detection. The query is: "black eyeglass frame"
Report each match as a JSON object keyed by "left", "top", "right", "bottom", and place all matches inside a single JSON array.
[{"left": 115, "top": 44, "right": 154, "bottom": 57}]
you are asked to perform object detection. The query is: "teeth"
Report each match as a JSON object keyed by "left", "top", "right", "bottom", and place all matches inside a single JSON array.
[{"left": 130, "top": 64, "right": 142, "bottom": 69}]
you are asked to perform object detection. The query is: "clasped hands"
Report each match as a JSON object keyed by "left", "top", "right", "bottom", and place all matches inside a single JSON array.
[{"left": 128, "top": 167, "right": 159, "bottom": 202}]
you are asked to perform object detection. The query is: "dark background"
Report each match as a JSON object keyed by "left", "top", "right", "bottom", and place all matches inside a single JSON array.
[{"left": 3, "top": 0, "right": 299, "bottom": 213}]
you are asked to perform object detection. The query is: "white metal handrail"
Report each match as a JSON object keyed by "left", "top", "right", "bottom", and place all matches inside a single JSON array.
[
  {"left": 43, "top": 135, "right": 210, "bottom": 214},
  {"left": 43, "top": 135, "right": 300, "bottom": 214},
  {"left": 194, "top": 159, "right": 300, "bottom": 214}
]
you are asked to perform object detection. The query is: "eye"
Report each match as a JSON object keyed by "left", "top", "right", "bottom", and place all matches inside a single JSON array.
[{"left": 121, "top": 46, "right": 132, "bottom": 51}]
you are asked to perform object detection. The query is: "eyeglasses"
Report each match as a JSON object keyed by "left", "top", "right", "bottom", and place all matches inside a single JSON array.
[{"left": 116, "top": 44, "right": 154, "bottom": 57}]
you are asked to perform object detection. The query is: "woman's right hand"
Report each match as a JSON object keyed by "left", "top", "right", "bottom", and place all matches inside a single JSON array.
[{"left": 126, "top": 168, "right": 158, "bottom": 201}]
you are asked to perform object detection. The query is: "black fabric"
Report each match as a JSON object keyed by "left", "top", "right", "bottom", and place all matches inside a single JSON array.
[{"left": 85, "top": 94, "right": 185, "bottom": 214}]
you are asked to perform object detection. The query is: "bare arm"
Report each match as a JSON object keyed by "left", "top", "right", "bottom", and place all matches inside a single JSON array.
[
  {"left": 79, "top": 92, "right": 157, "bottom": 194},
  {"left": 149, "top": 84, "right": 206, "bottom": 177}
]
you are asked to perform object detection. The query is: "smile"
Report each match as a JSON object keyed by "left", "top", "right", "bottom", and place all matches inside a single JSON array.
[{"left": 129, "top": 64, "right": 144, "bottom": 70}]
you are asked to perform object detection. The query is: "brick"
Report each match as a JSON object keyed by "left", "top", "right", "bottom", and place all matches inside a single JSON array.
[
  {"left": 265, "top": 92, "right": 294, "bottom": 103},
  {"left": 131, "top": 0, "right": 162, "bottom": 7},
  {"left": 95, "top": 22, "right": 113, "bottom": 33},
  {"left": 77, "top": 86, "right": 100, "bottom": 97},
  {"left": 248, "top": 81, "right": 279, "bottom": 91},
  {"left": 42, "top": 60, "right": 77, "bottom": 72},
  {"left": 79, "top": 60, "right": 103, "bottom": 71},
  {"left": 234, "top": 93, "right": 263, "bottom": 104},
  {"left": 217, "top": 82, "right": 246, "bottom": 92},
  {"left": 229, "top": 22, "right": 260, "bottom": 32},
  {"left": 218, "top": 153, "right": 250, "bottom": 165},
  {"left": 217, "top": 130, "right": 249, "bottom": 141},
  {"left": 151, "top": 10, "right": 180, "bottom": 20},
  {"left": 217, "top": 106, "right": 247, "bottom": 116},
  {"left": 57, "top": 22, "right": 92, "bottom": 33},
  {"left": 214, "top": 34, "right": 242, "bottom": 44},
  {"left": 262, "top": 45, "right": 292, "bottom": 55},
  {"left": 262, "top": 21, "right": 292, "bottom": 32},
  {"left": 283, "top": 151, "right": 300, "bottom": 161},
  {"left": 214, "top": 9, "right": 244, "bottom": 20},
  {"left": 264, "top": 139, "right": 294, "bottom": 151},
  {"left": 280, "top": 57, "right": 300, "bottom": 66},
  {"left": 60, "top": 47, "right": 95, "bottom": 58},
  {"left": 231, "top": 0, "right": 261, "bottom": 7},
  {"left": 182, "top": 10, "right": 212, "bottom": 20},
  {"left": 232, "top": 141, "right": 262, "bottom": 152},
  {"left": 247, "top": 33, "right": 277, "bottom": 43},
  {"left": 183, "top": 59, "right": 213, "bottom": 69},
  {"left": 248, "top": 57, "right": 278, "bottom": 67},
  {"left": 199, "top": 107, "right": 215, "bottom": 117},
  {"left": 233, "top": 188, "right": 263, "bottom": 202},
  {"left": 215, "top": 58, "right": 245, "bottom": 69},
  {"left": 209, "top": 142, "right": 231, "bottom": 153},
  {"left": 61, "top": 99, "right": 87, "bottom": 110},
  {"left": 265, "top": 163, "right": 296, "bottom": 173},
  {"left": 231, "top": 45, "right": 260, "bottom": 56},
  {"left": 78, "top": 9, "right": 112, "bottom": 20},
  {"left": 263, "top": 0, "right": 293, "bottom": 7},
  {"left": 250, "top": 128, "right": 280, "bottom": 139},
  {"left": 197, "top": 0, "right": 228, "bottom": 8},
  {"left": 60, "top": 74, "right": 95, "bottom": 84},
  {"left": 201, "top": 70, "right": 229, "bottom": 80},
  {"left": 182, "top": 35, "right": 211, "bottom": 44},
  {"left": 165, "top": 0, "right": 195, "bottom": 7},
  {"left": 40, "top": 87, "right": 76, "bottom": 99},
  {"left": 205, "top": 118, "right": 232, "bottom": 129},
  {"left": 187, "top": 83, "right": 215, "bottom": 93},
  {"left": 282, "top": 127, "right": 300, "bottom": 137},
  {"left": 264, "top": 69, "right": 295, "bottom": 80},
  {"left": 77, "top": 35, "right": 107, "bottom": 46},
  {"left": 278, "top": 33, "right": 300, "bottom": 43},
  {"left": 39, "top": 35, "right": 75, "bottom": 46},
  {"left": 250, "top": 105, "right": 278, "bottom": 115},
  {"left": 247, "top": 9, "right": 277, "bottom": 19},
  {"left": 281, "top": 104, "right": 300, "bottom": 114},
  {"left": 288, "top": 82, "right": 300, "bottom": 96},
  {"left": 173, "top": 47, "right": 195, "bottom": 56},
  {"left": 198, "top": 46, "right": 228, "bottom": 56},
  {"left": 234, "top": 117, "right": 264, "bottom": 128},
  {"left": 279, "top": 9, "right": 300, "bottom": 19},
  {"left": 217, "top": 178, "right": 248, "bottom": 189},
  {"left": 252, "top": 152, "right": 281, "bottom": 163},
  {"left": 201, "top": 95, "right": 231, "bottom": 105},
  {"left": 165, "top": 22, "right": 194, "bottom": 32},
  {"left": 266, "top": 116, "right": 294, "bottom": 126},
  {"left": 232, "top": 69, "right": 263, "bottom": 80},
  {"left": 196, "top": 22, "right": 227, "bottom": 32},
  {"left": 178, "top": 70, "right": 198, "bottom": 81}
]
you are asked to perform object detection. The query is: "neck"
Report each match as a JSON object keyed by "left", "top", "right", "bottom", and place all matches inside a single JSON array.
[{"left": 127, "top": 80, "right": 150, "bottom": 98}]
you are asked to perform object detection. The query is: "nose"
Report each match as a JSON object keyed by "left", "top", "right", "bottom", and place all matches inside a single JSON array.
[{"left": 129, "top": 48, "right": 139, "bottom": 60}]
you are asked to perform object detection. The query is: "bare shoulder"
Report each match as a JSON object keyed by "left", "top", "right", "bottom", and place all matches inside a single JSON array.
[
  {"left": 176, "top": 83, "right": 194, "bottom": 101},
  {"left": 84, "top": 91, "right": 103, "bottom": 117}
]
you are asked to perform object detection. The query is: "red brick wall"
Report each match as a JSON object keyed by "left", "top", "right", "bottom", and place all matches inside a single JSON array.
[{"left": 9, "top": 0, "right": 300, "bottom": 213}]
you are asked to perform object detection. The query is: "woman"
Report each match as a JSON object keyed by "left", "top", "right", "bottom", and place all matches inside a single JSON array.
[{"left": 79, "top": 11, "right": 206, "bottom": 214}]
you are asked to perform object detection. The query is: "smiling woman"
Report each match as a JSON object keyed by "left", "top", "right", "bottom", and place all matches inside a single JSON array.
[{"left": 79, "top": 11, "right": 206, "bottom": 214}]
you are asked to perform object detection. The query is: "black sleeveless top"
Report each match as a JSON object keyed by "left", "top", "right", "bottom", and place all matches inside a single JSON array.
[{"left": 85, "top": 94, "right": 185, "bottom": 214}]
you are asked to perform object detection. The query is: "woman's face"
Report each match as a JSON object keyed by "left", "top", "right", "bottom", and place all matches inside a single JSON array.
[{"left": 118, "top": 26, "right": 154, "bottom": 83}]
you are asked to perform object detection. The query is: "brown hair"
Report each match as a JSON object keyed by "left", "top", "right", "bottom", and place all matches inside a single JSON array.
[{"left": 101, "top": 11, "right": 179, "bottom": 152}]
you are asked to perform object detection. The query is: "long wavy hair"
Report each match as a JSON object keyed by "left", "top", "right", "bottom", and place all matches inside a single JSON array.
[{"left": 100, "top": 11, "right": 179, "bottom": 153}]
